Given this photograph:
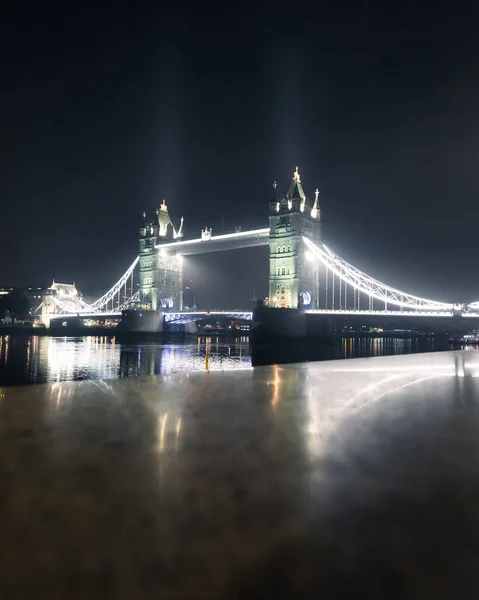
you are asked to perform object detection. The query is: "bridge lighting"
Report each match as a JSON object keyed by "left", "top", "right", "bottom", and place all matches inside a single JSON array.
[
  {"left": 159, "top": 248, "right": 168, "bottom": 257},
  {"left": 176, "top": 254, "right": 183, "bottom": 263},
  {"left": 154, "top": 227, "right": 269, "bottom": 251},
  {"left": 302, "top": 236, "right": 453, "bottom": 311},
  {"left": 305, "top": 250, "right": 314, "bottom": 262}
]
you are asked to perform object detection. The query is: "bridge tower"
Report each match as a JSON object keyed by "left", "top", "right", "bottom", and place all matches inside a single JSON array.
[
  {"left": 269, "top": 167, "right": 321, "bottom": 309},
  {"left": 139, "top": 213, "right": 159, "bottom": 310},
  {"left": 139, "top": 201, "right": 184, "bottom": 312}
]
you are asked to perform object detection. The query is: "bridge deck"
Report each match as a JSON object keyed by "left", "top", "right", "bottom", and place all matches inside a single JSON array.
[{"left": 155, "top": 228, "right": 270, "bottom": 255}]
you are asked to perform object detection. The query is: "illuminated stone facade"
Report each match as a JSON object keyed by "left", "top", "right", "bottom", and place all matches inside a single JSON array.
[
  {"left": 139, "top": 203, "right": 184, "bottom": 311},
  {"left": 269, "top": 168, "right": 321, "bottom": 308}
]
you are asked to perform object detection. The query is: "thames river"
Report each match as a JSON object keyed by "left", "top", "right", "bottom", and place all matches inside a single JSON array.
[{"left": 0, "top": 334, "right": 464, "bottom": 386}]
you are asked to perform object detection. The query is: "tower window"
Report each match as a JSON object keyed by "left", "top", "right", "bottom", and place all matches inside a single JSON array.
[
  {"left": 277, "top": 268, "right": 281, "bottom": 275},
  {"left": 281, "top": 268, "right": 286, "bottom": 275},
  {"left": 287, "top": 245, "right": 291, "bottom": 253},
  {"left": 277, "top": 246, "right": 282, "bottom": 253}
]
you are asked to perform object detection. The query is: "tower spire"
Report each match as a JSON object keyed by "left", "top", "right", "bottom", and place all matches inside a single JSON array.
[
  {"left": 157, "top": 199, "right": 173, "bottom": 237},
  {"left": 287, "top": 165, "right": 306, "bottom": 200},
  {"left": 311, "top": 188, "right": 319, "bottom": 219}
]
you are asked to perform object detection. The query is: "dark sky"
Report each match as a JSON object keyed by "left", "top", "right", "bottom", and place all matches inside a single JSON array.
[{"left": 2, "top": 0, "right": 479, "bottom": 307}]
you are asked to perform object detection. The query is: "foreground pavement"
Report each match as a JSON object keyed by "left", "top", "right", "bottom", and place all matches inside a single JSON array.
[{"left": 1, "top": 350, "right": 479, "bottom": 598}]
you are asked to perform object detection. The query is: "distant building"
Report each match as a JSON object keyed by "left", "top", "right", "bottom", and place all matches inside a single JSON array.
[
  {"left": 41, "top": 281, "right": 82, "bottom": 327},
  {"left": 0, "top": 286, "right": 46, "bottom": 315},
  {"left": 0, "top": 283, "right": 83, "bottom": 326}
]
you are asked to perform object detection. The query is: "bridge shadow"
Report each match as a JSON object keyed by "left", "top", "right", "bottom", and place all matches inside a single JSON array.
[
  {"left": 251, "top": 342, "right": 338, "bottom": 367},
  {"left": 251, "top": 336, "right": 448, "bottom": 367}
]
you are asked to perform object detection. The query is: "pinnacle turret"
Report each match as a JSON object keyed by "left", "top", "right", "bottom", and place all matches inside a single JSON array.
[
  {"left": 287, "top": 166, "right": 306, "bottom": 201},
  {"left": 157, "top": 200, "right": 174, "bottom": 237},
  {"left": 311, "top": 188, "right": 320, "bottom": 219}
]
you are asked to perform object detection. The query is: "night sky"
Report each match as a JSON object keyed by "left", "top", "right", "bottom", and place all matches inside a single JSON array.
[{"left": 2, "top": 1, "right": 479, "bottom": 307}]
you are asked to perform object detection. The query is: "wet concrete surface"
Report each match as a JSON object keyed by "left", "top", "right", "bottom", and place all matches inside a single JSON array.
[{"left": 1, "top": 350, "right": 479, "bottom": 598}]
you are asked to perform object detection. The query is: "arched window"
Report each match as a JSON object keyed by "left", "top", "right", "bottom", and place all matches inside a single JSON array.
[
  {"left": 282, "top": 246, "right": 286, "bottom": 253},
  {"left": 277, "top": 246, "right": 282, "bottom": 253},
  {"left": 287, "top": 245, "right": 291, "bottom": 253},
  {"left": 281, "top": 267, "right": 286, "bottom": 275},
  {"left": 277, "top": 267, "right": 281, "bottom": 275}
]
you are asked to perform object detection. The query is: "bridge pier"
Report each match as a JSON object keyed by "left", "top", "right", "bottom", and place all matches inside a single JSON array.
[
  {"left": 117, "top": 309, "right": 164, "bottom": 333},
  {"left": 251, "top": 306, "right": 334, "bottom": 344}
]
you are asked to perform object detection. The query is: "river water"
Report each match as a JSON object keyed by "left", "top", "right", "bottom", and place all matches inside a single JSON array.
[{"left": 0, "top": 334, "right": 468, "bottom": 386}]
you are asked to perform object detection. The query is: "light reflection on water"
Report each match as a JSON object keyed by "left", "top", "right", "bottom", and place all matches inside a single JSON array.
[
  {"left": 0, "top": 335, "right": 252, "bottom": 385},
  {"left": 0, "top": 334, "right": 471, "bottom": 386}
]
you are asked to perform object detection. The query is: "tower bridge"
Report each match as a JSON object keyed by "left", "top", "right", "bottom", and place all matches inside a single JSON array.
[{"left": 38, "top": 166, "right": 479, "bottom": 330}]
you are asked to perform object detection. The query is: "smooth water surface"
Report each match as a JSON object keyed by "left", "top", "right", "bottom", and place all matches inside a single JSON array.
[
  {"left": 0, "top": 335, "right": 251, "bottom": 386},
  {"left": 0, "top": 334, "right": 466, "bottom": 386}
]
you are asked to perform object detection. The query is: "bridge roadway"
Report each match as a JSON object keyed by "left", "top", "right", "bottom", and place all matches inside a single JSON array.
[
  {"left": 155, "top": 228, "right": 270, "bottom": 255},
  {"left": 49, "top": 310, "right": 253, "bottom": 323},
  {"left": 163, "top": 308, "right": 479, "bottom": 323},
  {"left": 50, "top": 308, "right": 479, "bottom": 323}
]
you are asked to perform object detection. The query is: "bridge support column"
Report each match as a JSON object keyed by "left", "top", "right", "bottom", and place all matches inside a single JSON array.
[
  {"left": 118, "top": 309, "right": 164, "bottom": 333},
  {"left": 40, "top": 292, "right": 56, "bottom": 328},
  {"left": 184, "top": 321, "right": 197, "bottom": 334}
]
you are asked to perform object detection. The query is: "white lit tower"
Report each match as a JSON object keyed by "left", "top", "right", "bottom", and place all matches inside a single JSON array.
[
  {"left": 268, "top": 167, "right": 321, "bottom": 308},
  {"left": 139, "top": 212, "right": 159, "bottom": 310},
  {"left": 139, "top": 200, "right": 185, "bottom": 311}
]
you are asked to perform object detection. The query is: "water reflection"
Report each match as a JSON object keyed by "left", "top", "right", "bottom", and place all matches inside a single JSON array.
[
  {"left": 252, "top": 335, "right": 448, "bottom": 367},
  {"left": 0, "top": 335, "right": 252, "bottom": 385},
  {"left": 0, "top": 334, "right": 472, "bottom": 386}
]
